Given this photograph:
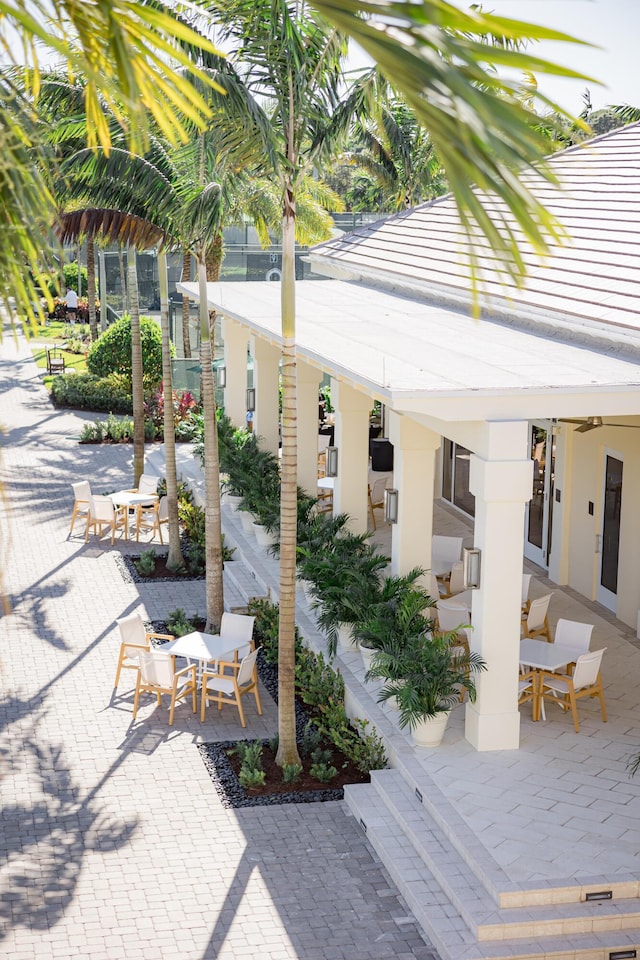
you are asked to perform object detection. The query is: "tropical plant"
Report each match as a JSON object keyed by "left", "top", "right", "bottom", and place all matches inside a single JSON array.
[
  {"left": 353, "top": 568, "right": 435, "bottom": 665},
  {"left": 378, "top": 633, "right": 487, "bottom": 729},
  {"left": 86, "top": 314, "right": 165, "bottom": 386}
]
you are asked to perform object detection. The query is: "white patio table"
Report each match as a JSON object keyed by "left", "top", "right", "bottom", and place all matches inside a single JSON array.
[
  {"left": 158, "top": 631, "right": 247, "bottom": 683},
  {"left": 519, "top": 638, "right": 579, "bottom": 721},
  {"left": 110, "top": 490, "right": 158, "bottom": 539}
]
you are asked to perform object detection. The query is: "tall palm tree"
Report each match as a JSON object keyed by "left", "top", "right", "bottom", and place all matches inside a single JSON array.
[{"left": 344, "top": 83, "right": 446, "bottom": 211}]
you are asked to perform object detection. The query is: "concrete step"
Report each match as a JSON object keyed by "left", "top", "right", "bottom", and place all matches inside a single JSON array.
[{"left": 345, "top": 775, "right": 640, "bottom": 960}]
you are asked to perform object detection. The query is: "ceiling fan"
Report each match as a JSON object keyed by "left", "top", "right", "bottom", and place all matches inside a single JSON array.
[{"left": 558, "top": 416, "right": 640, "bottom": 433}]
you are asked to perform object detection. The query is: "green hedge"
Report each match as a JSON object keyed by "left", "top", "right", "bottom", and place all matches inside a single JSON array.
[{"left": 50, "top": 373, "right": 132, "bottom": 413}]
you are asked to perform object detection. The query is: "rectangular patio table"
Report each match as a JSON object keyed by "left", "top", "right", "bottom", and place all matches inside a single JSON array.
[
  {"left": 519, "top": 638, "right": 578, "bottom": 721},
  {"left": 158, "top": 631, "right": 247, "bottom": 683},
  {"left": 110, "top": 490, "right": 158, "bottom": 539}
]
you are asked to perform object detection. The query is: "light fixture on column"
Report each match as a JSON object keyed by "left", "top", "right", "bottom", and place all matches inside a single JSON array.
[
  {"left": 384, "top": 488, "right": 399, "bottom": 524},
  {"left": 216, "top": 364, "right": 227, "bottom": 388},
  {"left": 246, "top": 387, "right": 256, "bottom": 411},
  {"left": 462, "top": 547, "right": 481, "bottom": 590},
  {"left": 326, "top": 446, "right": 339, "bottom": 477}
]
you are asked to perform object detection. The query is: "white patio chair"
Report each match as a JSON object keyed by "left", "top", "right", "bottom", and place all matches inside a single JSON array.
[
  {"left": 553, "top": 618, "right": 594, "bottom": 673},
  {"left": 133, "top": 651, "right": 197, "bottom": 725},
  {"left": 85, "top": 495, "right": 127, "bottom": 545},
  {"left": 431, "top": 535, "right": 463, "bottom": 593},
  {"left": 114, "top": 612, "right": 174, "bottom": 688},
  {"left": 521, "top": 593, "right": 552, "bottom": 642},
  {"left": 521, "top": 574, "right": 532, "bottom": 614},
  {"left": 70, "top": 480, "right": 92, "bottom": 535},
  {"left": 368, "top": 475, "right": 391, "bottom": 531},
  {"left": 445, "top": 560, "right": 465, "bottom": 597},
  {"left": 200, "top": 647, "right": 262, "bottom": 727},
  {"left": 135, "top": 495, "right": 169, "bottom": 544},
  {"left": 218, "top": 612, "right": 255, "bottom": 662},
  {"left": 137, "top": 473, "right": 159, "bottom": 496},
  {"left": 436, "top": 598, "right": 471, "bottom": 654},
  {"left": 518, "top": 669, "right": 539, "bottom": 718},
  {"left": 539, "top": 648, "right": 607, "bottom": 733}
]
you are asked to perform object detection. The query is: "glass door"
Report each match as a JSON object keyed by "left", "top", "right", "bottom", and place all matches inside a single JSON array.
[
  {"left": 597, "top": 453, "right": 623, "bottom": 611},
  {"left": 524, "top": 421, "right": 554, "bottom": 567}
]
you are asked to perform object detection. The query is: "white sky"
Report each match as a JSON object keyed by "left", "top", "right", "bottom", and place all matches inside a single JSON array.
[
  {"left": 349, "top": 1, "right": 638, "bottom": 115},
  {"left": 474, "top": 0, "right": 639, "bottom": 112}
]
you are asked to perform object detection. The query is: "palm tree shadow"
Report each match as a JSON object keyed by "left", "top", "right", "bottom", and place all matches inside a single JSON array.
[{"left": 0, "top": 734, "right": 139, "bottom": 939}]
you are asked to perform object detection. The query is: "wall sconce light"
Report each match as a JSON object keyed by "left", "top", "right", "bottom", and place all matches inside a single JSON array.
[
  {"left": 216, "top": 364, "right": 227, "bottom": 388},
  {"left": 246, "top": 387, "right": 256, "bottom": 411},
  {"left": 462, "top": 547, "right": 481, "bottom": 590},
  {"left": 384, "top": 488, "right": 399, "bottom": 524},
  {"left": 326, "top": 446, "right": 339, "bottom": 477}
]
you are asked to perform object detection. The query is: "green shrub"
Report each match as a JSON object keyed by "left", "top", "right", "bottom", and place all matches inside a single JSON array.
[
  {"left": 166, "top": 608, "right": 196, "bottom": 637},
  {"left": 51, "top": 372, "right": 132, "bottom": 413},
  {"left": 86, "top": 314, "right": 167, "bottom": 386},
  {"left": 232, "top": 741, "right": 266, "bottom": 789},
  {"left": 282, "top": 763, "right": 303, "bottom": 784},
  {"left": 247, "top": 597, "right": 301, "bottom": 666},
  {"left": 135, "top": 548, "right": 156, "bottom": 576},
  {"left": 309, "top": 761, "right": 337, "bottom": 784}
]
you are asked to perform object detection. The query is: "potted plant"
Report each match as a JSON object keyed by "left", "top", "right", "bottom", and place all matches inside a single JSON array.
[
  {"left": 313, "top": 543, "right": 390, "bottom": 658},
  {"left": 353, "top": 568, "right": 434, "bottom": 674},
  {"left": 376, "top": 632, "right": 487, "bottom": 747}
]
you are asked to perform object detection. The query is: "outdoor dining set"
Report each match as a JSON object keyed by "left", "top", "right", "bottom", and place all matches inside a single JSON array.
[
  {"left": 113, "top": 611, "right": 262, "bottom": 727},
  {"left": 430, "top": 535, "right": 608, "bottom": 734},
  {"left": 69, "top": 473, "right": 169, "bottom": 544}
]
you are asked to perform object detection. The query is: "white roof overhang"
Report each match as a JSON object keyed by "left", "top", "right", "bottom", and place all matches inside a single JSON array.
[{"left": 178, "top": 278, "right": 640, "bottom": 424}]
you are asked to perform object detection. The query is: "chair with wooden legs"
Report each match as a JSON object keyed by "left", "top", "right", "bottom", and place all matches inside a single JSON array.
[
  {"left": 200, "top": 648, "right": 262, "bottom": 727},
  {"left": 521, "top": 593, "right": 553, "bottom": 642},
  {"left": 521, "top": 574, "right": 532, "bottom": 615},
  {"left": 538, "top": 648, "right": 607, "bottom": 732},
  {"left": 114, "top": 612, "right": 174, "bottom": 688},
  {"left": 218, "top": 612, "right": 255, "bottom": 661},
  {"left": 69, "top": 480, "right": 92, "bottom": 535},
  {"left": 85, "top": 495, "right": 127, "bottom": 544},
  {"left": 137, "top": 473, "right": 159, "bottom": 495},
  {"left": 518, "top": 669, "right": 538, "bottom": 717},
  {"left": 368, "top": 476, "right": 390, "bottom": 531},
  {"left": 135, "top": 495, "right": 169, "bottom": 543},
  {"left": 133, "top": 651, "right": 197, "bottom": 725},
  {"left": 440, "top": 560, "right": 464, "bottom": 598}
]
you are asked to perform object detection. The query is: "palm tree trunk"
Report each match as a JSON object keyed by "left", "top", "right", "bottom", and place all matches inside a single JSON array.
[
  {"left": 87, "top": 236, "right": 98, "bottom": 341},
  {"left": 119, "top": 246, "right": 128, "bottom": 315},
  {"left": 205, "top": 232, "right": 223, "bottom": 282},
  {"left": 128, "top": 246, "right": 145, "bottom": 487},
  {"left": 275, "top": 186, "right": 301, "bottom": 768},
  {"left": 198, "top": 258, "right": 224, "bottom": 632},
  {"left": 181, "top": 249, "right": 192, "bottom": 358},
  {"left": 159, "top": 250, "right": 185, "bottom": 571}
]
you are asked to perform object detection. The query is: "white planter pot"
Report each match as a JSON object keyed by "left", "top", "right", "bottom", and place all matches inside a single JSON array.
[
  {"left": 253, "top": 522, "right": 277, "bottom": 548},
  {"left": 411, "top": 711, "right": 451, "bottom": 748},
  {"left": 239, "top": 510, "right": 256, "bottom": 534},
  {"left": 360, "top": 643, "right": 376, "bottom": 673},
  {"left": 226, "top": 494, "right": 243, "bottom": 513},
  {"left": 336, "top": 622, "right": 358, "bottom": 652}
]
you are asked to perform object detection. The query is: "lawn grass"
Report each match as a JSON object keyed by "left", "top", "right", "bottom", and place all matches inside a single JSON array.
[{"left": 28, "top": 320, "right": 89, "bottom": 383}]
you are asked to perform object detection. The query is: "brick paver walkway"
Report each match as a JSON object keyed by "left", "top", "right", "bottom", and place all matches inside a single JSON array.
[{"left": 0, "top": 318, "right": 440, "bottom": 960}]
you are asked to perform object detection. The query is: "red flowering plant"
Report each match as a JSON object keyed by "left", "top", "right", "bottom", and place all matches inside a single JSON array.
[{"left": 143, "top": 386, "right": 200, "bottom": 440}]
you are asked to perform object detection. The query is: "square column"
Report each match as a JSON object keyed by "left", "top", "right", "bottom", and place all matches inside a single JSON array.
[
  {"left": 388, "top": 412, "right": 440, "bottom": 577},
  {"left": 465, "top": 424, "right": 533, "bottom": 751},
  {"left": 297, "top": 361, "right": 323, "bottom": 497},
  {"left": 221, "top": 317, "right": 248, "bottom": 429},
  {"left": 251, "top": 336, "right": 280, "bottom": 456},
  {"left": 332, "top": 380, "right": 372, "bottom": 533}
]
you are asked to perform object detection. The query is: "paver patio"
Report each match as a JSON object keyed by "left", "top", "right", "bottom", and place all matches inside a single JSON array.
[{"left": 0, "top": 318, "right": 440, "bottom": 960}]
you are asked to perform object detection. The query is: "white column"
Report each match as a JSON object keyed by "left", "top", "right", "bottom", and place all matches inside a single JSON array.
[
  {"left": 251, "top": 336, "right": 280, "bottom": 456},
  {"left": 548, "top": 423, "right": 572, "bottom": 585},
  {"left": 222, "top": 317, "right": 248, "bottom": 429},
  {"left": 388, "top": 412, "right": 440, "bottom": 577},
  {"left": 465, "top": 421, "right": 532, "bottom": 751},
  {"left": 297, "top": 361, "right": 323, "bottom": 497},
  {"left": 332, "top": 379, "right": 371, "bottom": 533}
]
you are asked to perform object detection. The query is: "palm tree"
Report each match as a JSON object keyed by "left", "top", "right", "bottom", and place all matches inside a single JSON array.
[{"left": 344, "top": 82, "right": 446, "bottom": 211}]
